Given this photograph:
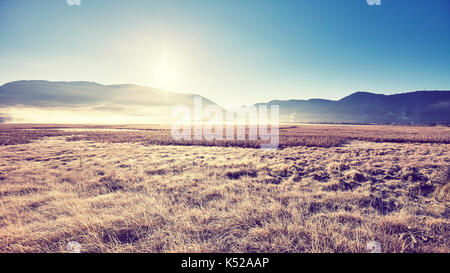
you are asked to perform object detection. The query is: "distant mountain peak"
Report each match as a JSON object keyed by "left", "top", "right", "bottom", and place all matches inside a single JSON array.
[{"left": 339, "top": 91, "right": 384, "bottom": 101}]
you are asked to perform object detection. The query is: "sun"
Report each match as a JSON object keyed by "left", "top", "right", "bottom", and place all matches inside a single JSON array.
[{"left": 153, "top": 41, "right": 181, "bottom": 91}]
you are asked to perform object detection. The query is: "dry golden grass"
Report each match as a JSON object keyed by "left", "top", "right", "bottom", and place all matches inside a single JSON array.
[
  {"left": 0, "top": 125, "right": 448, "bottom": 253},
  {"left": 1, "top": 124, "right": 449, "bottom": 148}
]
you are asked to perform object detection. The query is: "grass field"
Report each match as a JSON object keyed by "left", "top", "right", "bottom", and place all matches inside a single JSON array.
[
  {"left": 0, "top": 124, "right": 449, "bottom": 252},
  {"left": 1, "top": 124, "right": 449, "bottom": 147}
]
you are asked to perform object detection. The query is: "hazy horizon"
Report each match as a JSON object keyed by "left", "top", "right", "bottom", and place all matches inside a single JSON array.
[{"left": 3, "top": 79, "right": 450, "bottom": 104}]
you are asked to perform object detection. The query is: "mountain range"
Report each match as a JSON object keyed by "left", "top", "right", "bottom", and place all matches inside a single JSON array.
[
  {"left": 256, "top": 91, "right": 450, "bottom": 124},
  {"left": 0, "top": 80, "right": 215, "bottom": 108},
  {"left": 0, "top": 80, "right": 449, "bottom": 124}
]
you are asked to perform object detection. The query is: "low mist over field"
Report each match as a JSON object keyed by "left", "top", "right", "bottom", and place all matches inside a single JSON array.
[{"left": 0, "top": 80, "right": 218, "bottom": 124}]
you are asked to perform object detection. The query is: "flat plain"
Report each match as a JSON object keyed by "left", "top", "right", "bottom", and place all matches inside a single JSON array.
[{"left": 0, "top": 124, "right": 448, "bottom": 252}]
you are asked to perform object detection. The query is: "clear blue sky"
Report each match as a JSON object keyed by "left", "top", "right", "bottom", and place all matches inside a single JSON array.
[{"left": 0, "top": 0, "right": 449, "bottom": 105}]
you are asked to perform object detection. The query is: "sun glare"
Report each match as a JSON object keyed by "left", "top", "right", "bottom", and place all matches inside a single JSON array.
[{"left": 153, "top": 40, "right": 181, "bottom": 91}]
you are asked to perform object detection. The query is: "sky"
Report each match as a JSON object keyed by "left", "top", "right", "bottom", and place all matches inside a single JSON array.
[{"left": 0, "top": 0, "right": 449, "bottom": 106}]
